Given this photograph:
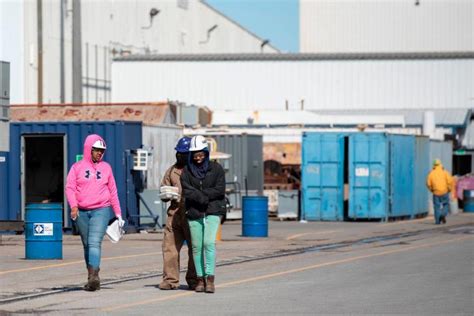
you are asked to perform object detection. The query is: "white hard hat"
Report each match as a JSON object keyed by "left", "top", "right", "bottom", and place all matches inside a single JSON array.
[
  {"left": 189, "top": 135, "right": 208, "bottom": 151},
  {"left": 92, "top": 139, "right": 107, "bottom": 149}
]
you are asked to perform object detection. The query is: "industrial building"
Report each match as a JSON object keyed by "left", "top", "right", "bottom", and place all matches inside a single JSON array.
[
  {"left": 299, "top": 0, "right": 473, "bottom": 53},
  {"left": 112, "top": 53, "right": 473, "bottom": 141},
  {"left": 111, "top": 52, "right": 473, "bottom": 112},
  {"left": 2, "top": 0, "right": 278, "bottom": 105}
]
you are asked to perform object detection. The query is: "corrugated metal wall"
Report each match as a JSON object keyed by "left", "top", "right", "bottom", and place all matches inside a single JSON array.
[
  {"left": 0, "top": 122, "right": 8, "bottom": 152},
  {"left": 8, "top": 121, "right": 142, "bottom": 225},
  {"left": 198, "top": 134, "right": 264, "bottom": 192},
  {"left": 112, "top": 58, "right": 473, "bottom": 111},
  {"left": 0, "top": 151, "right": 8, "bottom": 220},
  {"left": 300, "top": 0, "right": 473, "bottom": 53},
  {"left": 1, "top": 61, "right": 9, "bottom": 152},
  {"left": 462, "top": 119, "right": 474, "bottom": 149},
  {"left": 15, "top": 0, "right": 277, "bottom": 104},
  {"left": 142, "top": 125, "right": 183, "bottom": 189},
  {"left": 414, "top": 136, "right": 430, "bottom": 216},
  {"left": 429, "top": 140, "right": 453, "bottom": 173}
]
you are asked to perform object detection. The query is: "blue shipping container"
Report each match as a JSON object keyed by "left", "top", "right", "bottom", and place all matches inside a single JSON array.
[
  {"left": 301, "top": 133, "right": 348, "bottom": 221},
  {"left": 349, "top": 133, "right": 390, "bottom": 219},
  {"left": 8, "top": 121, "right": 142, "bottom": 227},
  {"left": 302, "top": 132, "right": 430, "bottom": 221}
]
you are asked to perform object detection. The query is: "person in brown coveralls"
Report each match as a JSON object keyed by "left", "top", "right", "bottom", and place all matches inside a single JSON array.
[{"left": 158, "top": 137, "right": 197, "bottom": 290}]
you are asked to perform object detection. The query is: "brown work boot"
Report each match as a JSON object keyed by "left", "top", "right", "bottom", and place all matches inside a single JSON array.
[
  {"left": 205, "top": 275, "right": 215, "bottom": 293},
  {"left": 83, "top": 266, "right": 94, "bottom": 290},
  {"left": 85, "top": 268, "right": 100, "bottom": 291},
  {"left": 158, "top": 282, "right": 179, "bottom": 290},
  {"left": 194, "top": 277, "right": 205, "bottom": 293}
]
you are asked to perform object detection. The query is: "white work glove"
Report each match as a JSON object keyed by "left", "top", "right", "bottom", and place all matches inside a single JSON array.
[{"left": 117, "top": 215, "right": 125, "bottom": 228}]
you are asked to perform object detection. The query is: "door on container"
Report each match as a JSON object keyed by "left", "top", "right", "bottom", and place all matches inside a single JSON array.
[
  {"left": 349, "top": 134, "right": 388, "bottom": 220},
  {"left": 21, "top": 135, "right": 67, "bottom": 225},
  {"left": 302, "top": 133, "right": 344, "bottom": 221},
  {"left": 414, "top": 136, "right": 430, "bottom": 216},
  {"left": 389, "top": 135, "right": 414, "bottom": 218}
]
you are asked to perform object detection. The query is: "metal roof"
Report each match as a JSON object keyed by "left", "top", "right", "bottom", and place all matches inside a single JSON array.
[
  {"left": 212, "top": 110, "right": 406, "bottom": 127},
  {"left": 311, "top": 108, "right": 471, "bottom": 127},
  {"left": 114, "top": 52, "right": 474, "bottom": 62},
  {"left": 210, "top": 108, "right": 472, "bottom": 128}
]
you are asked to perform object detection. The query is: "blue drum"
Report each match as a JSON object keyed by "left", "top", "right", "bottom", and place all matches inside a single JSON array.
[
  {"left": 25, "top": 203, "right": 63, "bottom": 259},
  {"left": 242, "top": 196, "right": 268, "bottom": 237},
  {"left": 463, "top": 190, "right": 474, "bottom": 213}
]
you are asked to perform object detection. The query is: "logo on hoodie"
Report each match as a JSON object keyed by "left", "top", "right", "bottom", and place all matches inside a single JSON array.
[{"left": 84, "top": 169, "right": 102, "bottom": 180}]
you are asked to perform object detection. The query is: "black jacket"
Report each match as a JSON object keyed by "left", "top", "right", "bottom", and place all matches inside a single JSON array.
[{"left": 181, "top": 161, "right": 226, "bottom": 220}]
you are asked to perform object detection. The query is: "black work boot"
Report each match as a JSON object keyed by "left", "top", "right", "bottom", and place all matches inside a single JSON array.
[
  {"left": 194, "top": 277, "right": 205, "bottom": 293},
  {"left": 205, "top": 275, "right": 215, "bottom": 293}
]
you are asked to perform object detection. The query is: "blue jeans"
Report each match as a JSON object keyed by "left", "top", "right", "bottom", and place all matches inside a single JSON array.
[
  {"left": 433, "top": 193, "right": 450, "bottom": 224},
  {"left": 75, "top": 207, "right": 112, "bottom": 269}
]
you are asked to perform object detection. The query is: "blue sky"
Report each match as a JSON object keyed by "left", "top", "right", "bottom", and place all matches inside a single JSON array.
[{"left": 206, "top": 0, "right": 299, "bottom": 53}]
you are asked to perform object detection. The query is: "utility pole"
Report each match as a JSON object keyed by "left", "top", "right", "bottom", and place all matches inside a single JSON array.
[
  {"left": 37, "top": 0, "right": 43, "bottom": 104},
  {"left": 72, "top": 0, "right": 83, "bottom": 103},
  {"left": 60, "top": 0, "right": 65, "bottom": 103}
]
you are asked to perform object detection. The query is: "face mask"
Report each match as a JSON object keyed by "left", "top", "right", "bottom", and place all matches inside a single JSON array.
[{"left": 176, "top": 153, "right": 189, "bottom": 167}]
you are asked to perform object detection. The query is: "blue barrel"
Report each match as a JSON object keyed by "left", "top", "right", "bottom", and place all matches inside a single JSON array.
[
  {"left": 25, "top": 203, "right": 63, "bottom": 259},
  {"left": 463, "top": 190, "right": 474, "bottom": 213},
  {"left": 242, "top": 196, "right": 268, "bottom": 237}
]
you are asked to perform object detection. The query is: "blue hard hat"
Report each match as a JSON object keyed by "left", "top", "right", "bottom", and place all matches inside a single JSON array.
[{"left": 175, "top": 137, "right": 191, "bottom": 153}]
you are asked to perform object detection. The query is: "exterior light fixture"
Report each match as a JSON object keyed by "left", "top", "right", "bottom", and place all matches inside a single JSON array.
[
  {"left": 199, "top": 24, "right": 218, "bottom": 44},
  {"left": 142, "top": 8, "right": 160, "bottom": 29}
]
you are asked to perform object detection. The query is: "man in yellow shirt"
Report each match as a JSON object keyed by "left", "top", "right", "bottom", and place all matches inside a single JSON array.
[{"left": 426, "top": 159, "right": 454, "bottom": 224}]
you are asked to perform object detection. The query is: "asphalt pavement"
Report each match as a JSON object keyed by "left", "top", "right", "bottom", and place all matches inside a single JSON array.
[{"left": 1, "top": 213, "right": 473, "bottom": 315}]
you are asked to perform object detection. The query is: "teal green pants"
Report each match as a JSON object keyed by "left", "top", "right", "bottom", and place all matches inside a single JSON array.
[{"left": 188, "top": 215, "right": 220, "bottom": 277}]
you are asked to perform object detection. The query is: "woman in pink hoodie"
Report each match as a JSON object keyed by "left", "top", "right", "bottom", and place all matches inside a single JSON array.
[{"left": 66, "top": 134, "right": 124, "bottom": 291}]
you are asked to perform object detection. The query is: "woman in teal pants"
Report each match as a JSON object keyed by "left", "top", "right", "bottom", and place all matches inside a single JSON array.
[{"left": 181, "top": 135, "right": 226, "bottom": 293}]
